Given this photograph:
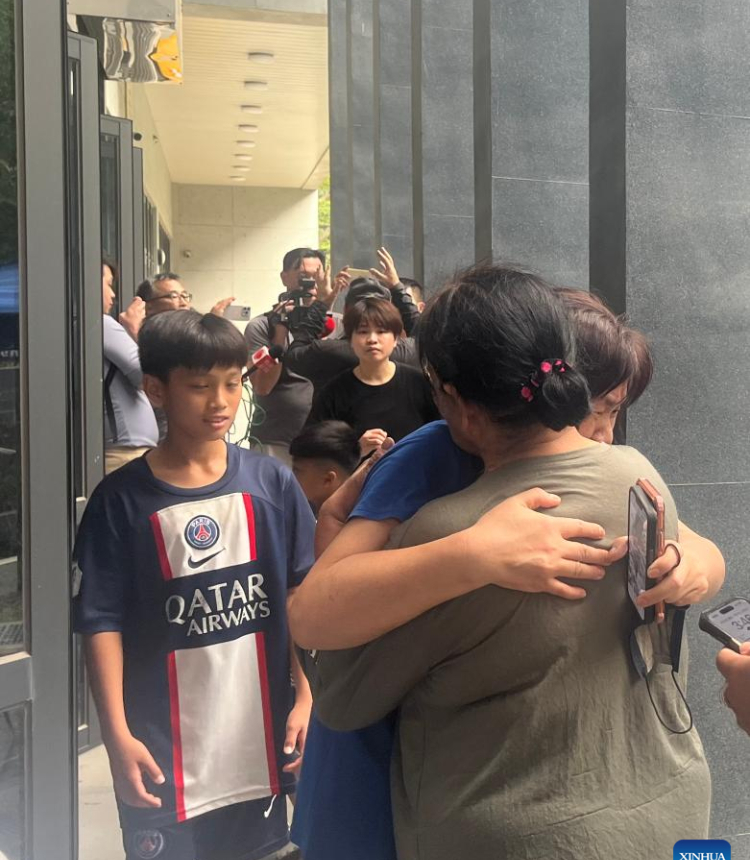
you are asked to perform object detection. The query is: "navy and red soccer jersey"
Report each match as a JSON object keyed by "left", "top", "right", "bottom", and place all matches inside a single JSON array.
[{"left": 74, "top": 445, "right": 315, "bottom": 826}]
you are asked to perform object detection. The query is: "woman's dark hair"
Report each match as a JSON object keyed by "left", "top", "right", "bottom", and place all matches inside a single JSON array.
[
  {"left": 418, "top": 264, "right": 590, "bottom": 432},
  {"left": 289, "top": 421, "right": 361, "bottom": 475},
  {"left": 559, "top": 288, "right": 653, "bottom": 407},
  {"left": 343, "top": 298, "right": 403, "bottom": 340},
  {"left": 139, "top": 309, "right": 248, "bottom": 382}
]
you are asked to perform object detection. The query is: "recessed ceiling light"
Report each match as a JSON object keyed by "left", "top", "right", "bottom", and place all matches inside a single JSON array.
[
  {"left": 232, "top": 166, "right": 251, "bottom": 172},
  {"left": 248, "top": 52, "right": 275, "bottom": 64},
  {"left": 230, "top": 175, "right": 246, "bottom": 181},
  {"left": 234, "top": 154, "right": 253, "bottom": 161},
  {"left": 236, "top": 140, "right": 256, "bottom": 148},
  {"left": 241, "top": 105, "right": 263, "bottom": 114},
  {"left": 238, "top": 124, "right": 258, "bottom": 133},
  {"left": 244, "top": 80, "right": 268, "bottom": 90}
]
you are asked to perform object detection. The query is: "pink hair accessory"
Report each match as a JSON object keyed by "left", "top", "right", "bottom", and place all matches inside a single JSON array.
[{"left": 519, "top": 358, "right": 571, "bottom": 402}]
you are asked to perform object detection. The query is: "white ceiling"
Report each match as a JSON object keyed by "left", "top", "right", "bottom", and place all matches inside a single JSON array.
[{"left": 144, "top": 7, "right": 329, "bottom": 188}]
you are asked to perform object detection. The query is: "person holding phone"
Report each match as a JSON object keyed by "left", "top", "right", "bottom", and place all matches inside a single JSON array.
[
  {"left": 293, "top": 265, "right": 711, "bottom": 860},
  {"left": 717, "top": 642, "right": 750, "bottom": 735}
]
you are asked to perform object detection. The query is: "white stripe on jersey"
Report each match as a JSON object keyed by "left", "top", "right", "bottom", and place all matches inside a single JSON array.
[
  {"left": 168, "top": 632, "right": 279, "bottom": 821},
  {"left": 150, "top": 492, "right": 257, "bottom": 579}
]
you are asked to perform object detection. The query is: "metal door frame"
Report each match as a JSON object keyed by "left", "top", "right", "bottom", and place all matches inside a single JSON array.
[
  {"left": 3, "top": 0, "right": 78, "bottom": 858},
  {"left": 100, "top": 114, "right": 135, "bottom": 308}
]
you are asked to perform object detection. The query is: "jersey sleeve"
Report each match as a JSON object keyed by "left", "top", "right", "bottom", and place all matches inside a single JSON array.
[
  {"left": 283, "top": 472, "right": 316, "bottom": 589},
  {"left": 73, "top": 487, "right": 132, "bottom": 634}
]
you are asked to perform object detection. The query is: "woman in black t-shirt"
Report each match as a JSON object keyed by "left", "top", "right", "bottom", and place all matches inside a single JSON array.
[{"left": 306, "top": 298, "right": 438, "bottom": 455}]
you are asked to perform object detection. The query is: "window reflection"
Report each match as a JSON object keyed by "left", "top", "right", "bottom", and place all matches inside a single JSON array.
[
  {"left": 0, "top": 706, "right": 25, "bottom": 860},
  {"left": 0, "top": 0, "right": 23, "bottom": 657}
]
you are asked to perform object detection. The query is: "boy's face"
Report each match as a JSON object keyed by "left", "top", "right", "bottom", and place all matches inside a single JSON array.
[
  {"left": 144, "top": 365, "right": 244, "bottom": 443},
  {"left": 291, "top": 458, "right": 346, "bottom": 512}
]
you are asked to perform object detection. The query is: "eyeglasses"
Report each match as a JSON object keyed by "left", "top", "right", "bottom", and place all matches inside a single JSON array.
[{"left": 146, "top": 291, "right": 192, "bottom": 303}]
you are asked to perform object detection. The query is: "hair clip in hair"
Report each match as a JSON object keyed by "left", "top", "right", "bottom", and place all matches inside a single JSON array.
[{"left": 520, "top": 358, "right": 570, "bottom": 402}]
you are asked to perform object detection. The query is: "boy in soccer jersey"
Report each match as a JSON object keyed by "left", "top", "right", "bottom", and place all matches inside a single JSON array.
[{"left": 74, "top": 310, "right": 315, "bottom": 860}]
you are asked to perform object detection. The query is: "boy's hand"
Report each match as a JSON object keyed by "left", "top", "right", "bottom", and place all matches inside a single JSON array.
[
  {"left": 282, "top": 700, "right": 312, "bottom": 776},
  {"left": 108, "top": 734, "right": 165, "bottom": 808},
  {"left": 118, "top": 296, "right": 146, "bottom": 341}
]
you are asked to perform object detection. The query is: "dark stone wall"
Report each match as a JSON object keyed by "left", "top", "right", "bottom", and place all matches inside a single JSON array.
[{"left": 328, "top": 0, "right": 750, "bottom": 850}]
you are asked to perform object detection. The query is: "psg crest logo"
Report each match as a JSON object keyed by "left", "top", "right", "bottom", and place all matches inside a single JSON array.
[
  {"left": 185, "top": 515, "right": 220, "bottom": 550},
  {"left": 132, "top": 829, "right": 166, "bottom": 859}
]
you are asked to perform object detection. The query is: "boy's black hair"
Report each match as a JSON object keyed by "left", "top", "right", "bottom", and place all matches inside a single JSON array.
[
  {"left": 289, "top": 421, "right": 361, "bottom": 475},
  {"left": 419, "top": 264, "right": 590, "bottom": 432},
  {"left": 139, "top": 309, "right": 249, "bottom": 382}
]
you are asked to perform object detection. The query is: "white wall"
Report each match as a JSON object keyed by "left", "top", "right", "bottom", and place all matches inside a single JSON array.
[
  {"left": 172, "top": 184, "right": 319, "bottom": 314},
  {"left": 102, "top": 81, "right": 174, "bottom": 236}
]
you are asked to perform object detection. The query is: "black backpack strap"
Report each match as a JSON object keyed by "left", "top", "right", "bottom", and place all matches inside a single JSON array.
[{"left": 104, "top": 362, "right": 118, "bottom": 443}]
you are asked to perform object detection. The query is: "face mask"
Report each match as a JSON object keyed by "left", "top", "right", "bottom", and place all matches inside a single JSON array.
[{"left": 629, "top": 605, "right": 693, "bottom": 734}]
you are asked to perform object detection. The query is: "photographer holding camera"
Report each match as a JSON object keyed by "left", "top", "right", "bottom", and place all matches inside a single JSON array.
[
  {"left": 243, "top": 247, "right": 336, "bottom": 465},
  {"left": 284, "top": 247, "right": 421, "bottom": 395}
]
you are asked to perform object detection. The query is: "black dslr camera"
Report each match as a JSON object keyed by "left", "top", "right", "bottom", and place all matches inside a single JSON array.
[{"left": 275, "top": 277, "right": 316, "bottom": 328}]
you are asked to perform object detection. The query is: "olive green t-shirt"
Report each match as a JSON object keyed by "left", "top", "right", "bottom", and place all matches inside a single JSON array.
[{"left": 309, "top": 443, "right": 711, "bottom": 860}]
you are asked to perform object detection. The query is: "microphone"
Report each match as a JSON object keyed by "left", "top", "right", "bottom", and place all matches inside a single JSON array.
[{"left": 243, "top": 344, "right": 283, "bottom": 381}]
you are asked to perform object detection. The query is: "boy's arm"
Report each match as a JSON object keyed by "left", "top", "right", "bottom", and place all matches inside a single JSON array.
[
  {"left": 84, "top": 632, "right": 165, "bottom": 808},
  {"left": 283, "top": 621, "right": 312, "bottom": 776}
]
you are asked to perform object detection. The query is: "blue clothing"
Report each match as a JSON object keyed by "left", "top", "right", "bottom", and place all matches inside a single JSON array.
[
  {"left": 74, "top": 444, "right": 315, "bottom": 837},
  {"left": 292, "top": 421, "right": 480, "bottom": 859}
]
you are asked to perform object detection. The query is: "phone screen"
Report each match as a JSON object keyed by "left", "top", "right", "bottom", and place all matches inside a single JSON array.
[
  {"left": 707, "top": 600, "right": 750, "bottom": 645},
  {"left": 627, "top": 487, "right": 654, "bottom": 620}
]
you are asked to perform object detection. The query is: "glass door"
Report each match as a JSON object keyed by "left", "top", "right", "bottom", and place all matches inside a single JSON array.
[
  {"left": 0, "top": 0, "right": 78, "bottom": 858},
  {"left": 67, "top": 30, "right": 104, "bottom": 754},
  {"left": 100, "top": 115, "right": 135, "bottom": 312}
]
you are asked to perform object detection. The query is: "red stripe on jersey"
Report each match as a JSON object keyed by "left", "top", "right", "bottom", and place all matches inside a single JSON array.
[
  {"left": 167, "top": 652, "right": 187, "bottom": 821},
  {"left": 255, "top": 632, "right": 280, "bottom": 796},
  {"left": 150, "top": 512, "right": 174, "bottom": 581},
  {"left": 242, "top": 493, "right": 258, "bottom": 561}
]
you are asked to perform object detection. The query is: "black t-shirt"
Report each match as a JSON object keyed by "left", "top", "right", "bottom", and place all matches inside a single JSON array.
[{"left": 307, "top": 363, "right": 439, "bottom": 442}]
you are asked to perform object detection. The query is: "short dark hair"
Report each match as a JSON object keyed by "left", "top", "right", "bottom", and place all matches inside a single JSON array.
[
  {"left": 418, "top": 264, "right": 590, "bottom": 432},
  {"left": 289, "top": 421, "right": 361, "bottom": 475},
  {"left": 343, "top": 298, "right": 403, "bottom": 340},
  {"left": 400, "top": 277, "right": 424, "bottom": 305},
  {"left": 282, "top": 247, "right": 326, "bottom": 273},
  {"left": 153, "top": 272, "right": 182, "bottom": 285},
  {"left": 102, "top": 257, "right": 118, "bottom": 283},
  {"left": 139, "top": 309, "right": 248, "bottom": 382},
  {"left": 559, "top": 288, "right": 653, "bottom": 407},
  {"left": 136, "top": 279, "right": 157, "bottom": 302}
]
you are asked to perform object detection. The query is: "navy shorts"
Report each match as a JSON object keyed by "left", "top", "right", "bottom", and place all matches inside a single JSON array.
[{"left": 118, "top": 794, "right": 289, "bottom": 860}]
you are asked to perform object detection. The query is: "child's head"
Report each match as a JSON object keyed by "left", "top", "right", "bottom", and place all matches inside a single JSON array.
[
  {"left": 289, "top": 421, "right": 361, "bottom": 510},
  {"left": 140, "top": 310, "right": 249, "bottom": 441},
  {"left": 343, "top": 298, "right": 403, "bottom": 364}
]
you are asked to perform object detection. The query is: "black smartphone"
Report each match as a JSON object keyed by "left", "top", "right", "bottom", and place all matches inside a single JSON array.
[
  {"left": 699, "top": 598, "right": 750, "bottom": 653},
  {"left": 627, "top": 482, "right": 663, "bottom": 623}
]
